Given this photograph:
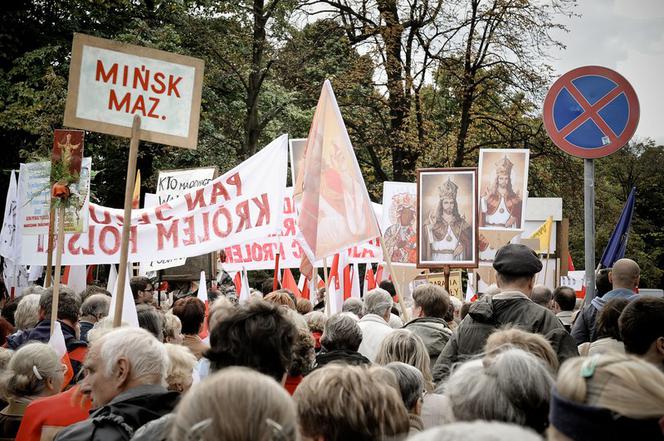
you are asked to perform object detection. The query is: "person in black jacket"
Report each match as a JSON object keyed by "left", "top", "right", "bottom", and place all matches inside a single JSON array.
[
  {"left": 432, "top": 244, "right": 578, "bottom": 383},
  {"left": 314, "top": 313, "right": 370, "bottom": 369},
  {"left": 55, "top": 328, "right": 179, "bottom": 441}
]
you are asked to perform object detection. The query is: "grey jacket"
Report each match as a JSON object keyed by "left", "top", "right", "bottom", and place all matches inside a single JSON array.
[
  {"left": 403, "top": 317, "right": 453, "bottom": 367},
  {"left": 571, "top": 288, "right": 637, "bottom": 345},
  {"left": 432, "top": 291, "right": 578, "bottom": 383}
]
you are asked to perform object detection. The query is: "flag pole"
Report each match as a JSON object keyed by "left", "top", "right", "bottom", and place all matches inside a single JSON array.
[
  {"left": 379, "top": 238, "right": 410, "bottom": 322},
  {"left": 44, "top": 204, "right": 55, "bottom": 287},
  {"left": 50, "top": 205, "right": 65, "bottom": 334}
]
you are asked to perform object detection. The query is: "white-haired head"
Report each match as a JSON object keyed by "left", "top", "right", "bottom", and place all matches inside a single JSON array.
[
  {"left": 97, "top": 327, "right": 169, "bottom": 383},
  {"left": 363, "top": 288, "right": 393, "bottom": 321}
]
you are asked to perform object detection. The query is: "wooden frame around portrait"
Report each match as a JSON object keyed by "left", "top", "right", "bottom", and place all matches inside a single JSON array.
[{"left": 416, "top": 168, "right": 479, "bottom": 269}]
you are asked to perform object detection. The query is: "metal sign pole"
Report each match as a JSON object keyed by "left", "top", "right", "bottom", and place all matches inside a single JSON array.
[{"left": 583, "top": 158, "right": 596, "bottom": 304}]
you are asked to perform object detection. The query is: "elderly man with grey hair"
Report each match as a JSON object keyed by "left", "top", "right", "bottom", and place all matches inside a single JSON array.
[
  {"left": 315, "top": 313, "right": 370, "bottom": 369},
  {"left": 342, "top": 297, "right": 363, "bottom": 318},
  {"left": 54, "top": 327, "right": 179, "bottom": 441},
  {"left": 357, "top": 288, "right": 395, "bottom": 362},
  {"left": 79, "top": 294, "right": 111, "bottom": 342}
]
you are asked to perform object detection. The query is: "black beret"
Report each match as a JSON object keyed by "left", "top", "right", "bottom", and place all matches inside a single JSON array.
[{"left": 493, "top": 243, "right": 543, "bottom": 276}]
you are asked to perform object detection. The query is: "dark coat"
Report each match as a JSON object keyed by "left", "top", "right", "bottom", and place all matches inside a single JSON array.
[
  {"left": 432, "top": 291, "right": 578, "bottom": 383},
  {"left": 54, "top": 385, "right": 179, "bottom": 441},
  {"left": 314, "top": 349, "right": 371, "bottom": 370},
  {"left": 403, "top": 317, "right": 453, "bottom": 368},
  {"left": 7, "top": 320, "right": 87, "bottom": 379},
  {"left": 571, "top": 288, "right": 637, "bottom": 345}
]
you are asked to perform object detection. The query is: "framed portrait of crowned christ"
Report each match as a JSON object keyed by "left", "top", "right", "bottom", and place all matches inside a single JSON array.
[{"left": 417, "top": 168, "right": 479, "bottom": 269}]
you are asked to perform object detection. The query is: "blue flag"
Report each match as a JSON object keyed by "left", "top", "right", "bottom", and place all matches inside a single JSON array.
[{"left": 599, "top": 187, "right": 636, "bottom": 268}]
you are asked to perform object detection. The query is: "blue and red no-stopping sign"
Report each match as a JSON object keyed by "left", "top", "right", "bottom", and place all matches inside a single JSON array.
[{"left": 543, "top": 66, "right": 639, "bottom": 159}]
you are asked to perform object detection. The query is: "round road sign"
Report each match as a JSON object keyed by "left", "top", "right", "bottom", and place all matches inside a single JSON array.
[{"left": 543, "top": 66, "right": 639, "bottom": 159}]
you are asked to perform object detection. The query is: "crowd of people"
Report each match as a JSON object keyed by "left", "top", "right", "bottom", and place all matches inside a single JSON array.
[{"left": 0, "top": 243, "right": 662, "bottom": 440}]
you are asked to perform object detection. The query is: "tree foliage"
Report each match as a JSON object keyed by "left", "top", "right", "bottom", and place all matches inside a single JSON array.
[{"left": 1, "top": 0, "right": 663, "bottom": 287}]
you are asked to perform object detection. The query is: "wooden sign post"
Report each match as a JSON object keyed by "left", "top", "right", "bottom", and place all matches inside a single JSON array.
[{"left": 63, "top": 33, "right": 204, "bottom": 326}]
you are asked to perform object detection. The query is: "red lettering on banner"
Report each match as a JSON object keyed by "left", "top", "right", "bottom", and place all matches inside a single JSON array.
[
  {"left": 231, "top": 245, "right": 242, "bottom": 262},
  {"left": 283, "top": 218, "right": 296, "bottom": 236},
  {"left": 283, "top": 196, "right": 295, "bottom": 214},
  {"left": 182, "top": 215, "right": 196, "bottom": 246},
  {"left": 212, "top": 207, "right": 232, "bottom": 238},
  {"left": 138, "top": 212, "right": 151, "bottom": 225},
  {"left": 68, "top": 234, "right": 81, "bottom": 255},
  {"left": 226, "top": 173, "right": 242, "bottom": 197},
  {"left": 108, "top": 90, "right": 131, "bottom": 112},
  {"left": 235, "top": 201, "right": 250, "bottom": 232},
  {"left": 99, "top": 226, "right": 120, "bottom": 255},
  {"left": 242, "top": 244, "right": 252, "bottom": 263},
  {"left": 252, "top": 194, "right": 270, "bottom": 226},
  {"left": 184, "top": 188, "right": 206, "bottom": 210},
  {"left": 167, "top": 75, "right": 182, "bottom": 97},
  {"left": 155, "top": 203, "right": 173, "bottom": 221},
  {"left": 292, "top": 241, "right": 302, "bottom": 259},
  {"left": 209, "top": 182, "right": 230, "bottom": 204},
  {"left": 198, "top": 212, "right": 210, "bottom": 242},
  {"left": 262, "top": 243, "right": 274, "bottom": 261},
  {"left": 157, "top": 221, "right": 179, "bottom": 250},
  {"left": 251, "top": 243, "right": 263, "bottom": 262},
  {"left": 151, "top": 72, "right": 166, "bottom": 94},
  {"left": 90, "top": 207, "right": 111, "bottom": 224},
  {"left": 82, "top": 227, "right": 95, "bottom": 255},
  {"left": 129, "top": 226, "right": 138, "bottom": 253}
]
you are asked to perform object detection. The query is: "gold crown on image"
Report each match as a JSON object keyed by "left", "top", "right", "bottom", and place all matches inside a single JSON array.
[
  {"left": 438, "top": 178, "right": 458, "bottom": 200},
  {"left": 495, "top": 155, "right": 514, "bottom": 176}
]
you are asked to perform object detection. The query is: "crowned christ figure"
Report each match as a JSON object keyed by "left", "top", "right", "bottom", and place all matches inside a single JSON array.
[
  {"left": 480, "top": 155, "right": 522, "bottom": 229},
  {"left": 422, "top": 179, "right": 472, "bottom": 262}
]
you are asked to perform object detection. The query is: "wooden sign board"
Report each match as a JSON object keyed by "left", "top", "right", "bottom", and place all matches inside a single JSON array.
[
  {"left": 64, "top": 33, "right": 204, "bottom": 149},
  {"left": 412, "top": 270, "right": 463, "bottom": 300}
]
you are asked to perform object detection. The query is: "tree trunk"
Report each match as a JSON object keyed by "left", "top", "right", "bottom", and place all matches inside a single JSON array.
[
  {"left": 244, "top": 0, "right": 267, "bottom": 158},
  {"left": 454, "top": 85, "right": 474, "bottom": 166}
]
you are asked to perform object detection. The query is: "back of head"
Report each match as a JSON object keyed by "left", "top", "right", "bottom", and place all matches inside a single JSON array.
[
  {"left": 408, "top": 421, "right": 541, "bottom": 441},
  {"left": 530, "top": 285, "right": 553, "bottom": 308},
  {"left": 289, "top": 327, "right": 315, "bottom": 377},
  {"left": 97, "top": 327, "right": 168, "bottom": 385},
  {"left": 264, "top": 290, "right": 296, "bottom": 310},
  {"left": 379, "top": 280, "right": 396, "bottom": 297},
  {"left": 164, "top": 343, "right": 197, "bottom": 393},
  {"left": 296, "top": 298, "right": 313, "bottom": 315},
  {"left": 207, "top": 296, "right": 235, "bottom": 331},
  {"left": 342, "top": 298, "right": 363, "bottom": 317},
  {"left": 80, "top": 293, "right": 111, "bottom": 320},
  {"left": 552, "top": 353, "right": 664, "bottom": 439},
  {"left": 553, "top": 286, "right": 576, "bottom": 312},
  {"left": 412, "top": 283, "right": 450, "bottom": 318},
  {"left": 80, "top": 285, "right": 110, "bottom": 302},
  {"left": 445, "top": 348, "right": 553, "bottom": 433},
  {"left": 136, "top": 304, "right": 164, "bottom": 340},
  {"left": 40, "top": 286, "right": 81, "bottom": 324},
  {"left": 610, "top": 258, "right": 640, "bottom": 290},
  {"left": 15, "top": 294, "right": 41, "bottom": 330},
  {"left": 595, "top": 268, "right": 612, "bottom": 297},
  {"left": 484, "top": 327, "right": 559, "bottom": 373},
  {"left": 619, "top": 296, "right": 664, "bottom": 356},
  {"left": 169, "top": 367, "right": 298, "bottom": 441},
  {"left": 595, "top": 297, "right": 629, "bottom": 341},
  {"left": 363, "top": 288, "right": 393, "bottom": 317},
  {"left": 375, "top": 329, "right": 433, "bottom": 390},
  {"left": 294, "top": 364, "right": 409, "bottom": 441},
  {"left": 320, "top": 313, "right": 363, "bottom": 352},
  {"left": 1, "top": 342, "right": 60, "bottom": 399},
  {"left": 163, "top": 313, "right": 183, "bottom": 343},
  {"left": 206, "top": 299, "right": 297, "bottom": 382},
  {"left": 304, "top": 310, "right": 327, "bottom": 333},
  {"left": 384, "top": 362, "right": 425, "bottom": 411},
  {"left": 172, "top": 296, "right": 205, "bottom": 335}
]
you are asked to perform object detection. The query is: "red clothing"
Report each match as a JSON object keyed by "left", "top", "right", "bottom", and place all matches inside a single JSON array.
[
  {"left": 312, "top": 331, "right": 322, "bottom": 350},
  {"left": 284, "top": 375, "right": 303, "bottom": 396},
  {"left": 16, "top": 386, "right": 91, "bottom": 441}
]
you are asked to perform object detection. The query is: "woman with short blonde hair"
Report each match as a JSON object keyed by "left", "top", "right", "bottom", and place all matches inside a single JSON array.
[
  {"left": 375, "top": 329, "right": 433, "bottom": 391},
  {"left": 164, "top": 343, "right": 197, "bottom": 393},
  {"left": 163, "top": 313, "right": 183, "bottom": 344},
  {"left": 169, "top": 367, "right": 299, "bottom": 441},
  {"left": 550, "top": 353, "right": 664, "bottom": 440}
]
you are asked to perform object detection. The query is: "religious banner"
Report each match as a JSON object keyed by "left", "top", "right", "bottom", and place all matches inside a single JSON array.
[
  {"left": 19, "top": 158, "right": 92, "bottom": 236},
  {"left": 382, "top": 182, "right": 417, "bottom": 265},
  {"left": 19, "top": 135, "right": 287, "bottom": 265},
  {"left": 64, "top": 33, "right": 204, "bottom": 149},
  {"left": 478, "top": 149, "right": 529, "bottom": 231},
  {"left": 417, "top": 168, "right": 478, "bottom": 268},
  {"left": 223, "top": 188, "right": 383, "bottom": 272}
]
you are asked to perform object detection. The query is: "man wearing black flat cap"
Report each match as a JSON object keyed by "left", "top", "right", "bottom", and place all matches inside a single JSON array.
[{"left": 432, "top": 243, "right": 578, "bottom": 383}]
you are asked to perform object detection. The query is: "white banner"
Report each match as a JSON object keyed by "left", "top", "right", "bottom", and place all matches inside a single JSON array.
[
  {"left": 19, "top": 135, "right": 288, "bottom": 265},
  {"left": 223, "top": 188, "right": 383, "bottom": 272}
]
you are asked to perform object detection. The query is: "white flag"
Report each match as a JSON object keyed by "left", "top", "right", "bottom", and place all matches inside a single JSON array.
[{"left": 108, "top": 264, "right": 139, "bottom": 327}]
